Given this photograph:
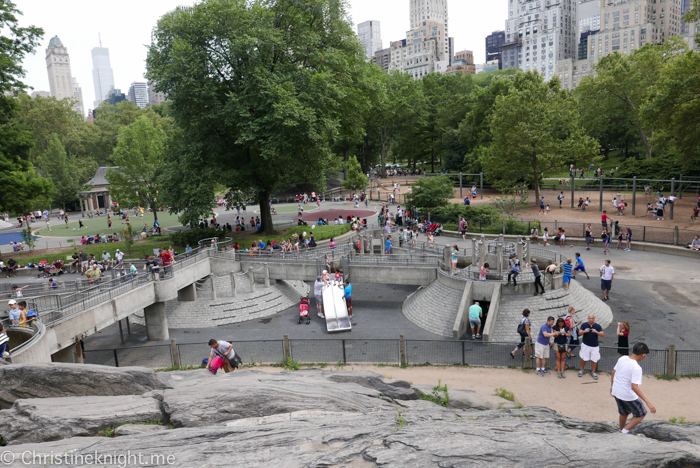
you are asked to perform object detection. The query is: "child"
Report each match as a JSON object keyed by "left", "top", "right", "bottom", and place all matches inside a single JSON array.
[
  {"left": 543, "top": 227, "right": 549, "bottom": 247},
  {"left": 692, "top": 207, "right": 699, "bottom": 222},
  {"left": 616, "top": 230, "right": 624, "bottom": 250},
  {"left": 603, "top": 231, "right": 611, "bottom": 255},
  {"left": 559, "top": 229, "right": 566, "bottom": 248},
  {"left": 545, "top": 205, "right": 550, "bottom": 215},
  {"left": 573, "top": 253, "right": 590, "bottom": 279},
  {"left": 480, "top": 263, "right": 489, "bottom": 281}
]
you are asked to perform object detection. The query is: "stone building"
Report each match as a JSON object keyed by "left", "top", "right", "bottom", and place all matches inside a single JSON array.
[{"left": 78, "top": 166, "right": 117, "bottom": 216}]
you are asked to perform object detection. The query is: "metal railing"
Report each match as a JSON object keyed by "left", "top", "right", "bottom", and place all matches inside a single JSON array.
[{"left": 78, "top": 338, "right": 695, "bottom": 377}]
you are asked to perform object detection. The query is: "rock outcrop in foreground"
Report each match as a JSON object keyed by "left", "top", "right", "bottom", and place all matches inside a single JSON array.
[{"left": 0, "top": 364, "right": 699, "bottom": 467}]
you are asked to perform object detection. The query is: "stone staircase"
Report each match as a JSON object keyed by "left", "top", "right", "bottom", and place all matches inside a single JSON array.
[
  {"left": 495, "top": 281, "right": 613, "bottom": 343},
  {"left": 131, "top": 274, "right": 309, "bottom": 329},
  {"left": 402, "top": 280, "right": 464, "bottom": 338}
]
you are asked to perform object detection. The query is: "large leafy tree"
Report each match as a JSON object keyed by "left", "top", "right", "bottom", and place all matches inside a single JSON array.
[
  {"left": 0, "top": 0, "right": 52, "bottom": 213},
  {"left": 482, "top": 71, "right": 598, "bottom": 203},
  {"left": 147, "top": 0, "right": 365, "bottom": 234},
  {"left": 643, "top": 50, "right": 700, "bottom": 170},
  {"left": 106, "top": 117, "right": 167, "bottom": 221},
  {"left": 40, "top": 136, "right": 80, "bottom": 210}
]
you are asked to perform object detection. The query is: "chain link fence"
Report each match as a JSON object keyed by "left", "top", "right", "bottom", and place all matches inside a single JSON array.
[{"left": 78, "top": 339, "right": 690, "bottom": 377}]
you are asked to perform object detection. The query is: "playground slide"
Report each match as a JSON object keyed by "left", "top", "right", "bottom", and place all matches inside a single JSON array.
[{"left": 322, "top": 281, "right": 352, "bottom": 333}]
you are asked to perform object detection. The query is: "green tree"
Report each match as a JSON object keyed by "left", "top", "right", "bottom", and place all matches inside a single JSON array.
[
  {"left": 40, "top": 136, "right": 80, "bottom": 210},
  {"left": 482, "top": 71, "right": 598, "bottom": 203},
  {"left": 341, "top": 156, "right": 368, "bottom": 191},
  {"left": 684, "top": 1, "right": 700, "bottom": 45},
  {"left": 106, "top": 117, "right": 167, "bottom": 221},
  {"left": 406, "top": 175, "right": 455, "bottom": 209},
  {"left": 0, "top": 1, "right": 52, "bottom": 214},
  {"left": 643, "top": 50, "right": 700, "bottom": 170},
  {"left": 148, "top": 0, "right": 365, "bottom": 235}
]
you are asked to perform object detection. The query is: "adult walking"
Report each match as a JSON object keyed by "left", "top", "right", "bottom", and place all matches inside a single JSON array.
[
  {"left": 510, "top": 309, "right": 532, "bottom": 359},
  {"left": 611, "top": 343, "right": 656, "bottom": 433},
  {"left": 459, "top": 218, "right": 468, "bottom": 241},
  {"left": 552, "top": 318, "right": 571, "bottom": 379},
  {"left": 617, "top": 321, "right": 630, "bottom": 356},
  {"left": 468, "top": 301, "right": 482, "bottom": 339},
  {"left": 579, "top": 314, "right": 604, "bottom": 380},
  {"left": 600, "top": 259, "right": 614, "bottom": 301},
  {"left": 526, "top": 259, "right": 545, "bottom": 296},
  {"left": 206, "top": 339, "right": 237, "bottom": 373},
  {"left": 535, "top": 316, "right": 556, "bottom": 377}
]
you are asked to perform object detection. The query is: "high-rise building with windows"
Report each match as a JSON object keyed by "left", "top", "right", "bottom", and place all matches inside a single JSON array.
[
  {"left": 147, "top": 81, "right": 167, "bottom": 107},
  {"left": 127, "top": 82, "right": 149, "bottom": 108},
  {"left": 485, "top": 30, "right": 505, "bottom": 69},
  {"left": 502, "top": 0, "right": 578, "bottom": 81},
  {"left": 556, "top": 0, "right": 682, "bottom": 91},
  {"left": 72, "top": 77, "right": 84, "bottom": 117},
  {"left": 45, "top": 36, "right": 82, "bottom": 115},
  {"left": 410, "top": 0, "right": 449, "bottom": 59},
  {"left": 357, "top": 20, "right": 383, "bottom": 60},
  {"left": 91, "top": 46, "right": 115, "bottom": 109},
  {"left": 403, "top": 20, "right": 447, "bottom": 79}
]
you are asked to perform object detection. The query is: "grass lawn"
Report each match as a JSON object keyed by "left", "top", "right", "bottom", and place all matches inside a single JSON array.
[
  {"left": 34, "top": 212, "right": 183, "bottom": 238},
  {"left": 6, "top": 224, "right": 353, "bottom": 266},
  {"left": 229, "top": 224, "right": 352, "bottom": 247},
  {"left": 5, "top": 237, "right": 173, "bottom": 266}
]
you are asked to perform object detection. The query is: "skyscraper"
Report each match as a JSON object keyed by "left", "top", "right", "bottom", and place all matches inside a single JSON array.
[
  {"left": 72, "top": 77, "right": 84, "bottom": 117},
  {"left": 409, "top": 0, "right": 449, "bottom": 59},
  {"left": 357, "top": 20, "right": 383, "bottom": 60},
  {"left": 502, "top": 0, "right": 577, "bottom": 81},
  {"left": 45, "top": 36, "right": 82, "bottom": 115},
  {"left": 127, "top": 82, "right": 149, "bottom": 108},
  {"left": 147, "top": 81, "right": 167, "bottom": 107},
  {"left": 485, "top": 31, "right": 505, "bottom": 69},
  {"left": 91, "top": 46, "right": 115, "bottom": 109}
]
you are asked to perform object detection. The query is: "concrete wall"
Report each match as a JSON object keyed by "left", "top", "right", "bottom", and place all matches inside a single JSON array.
[
  {"left": 210, "top": 257, "right": 241, "bottom": 276},
  {"left": 240, "top": 261, "right": 319, "bottom": 282},
  {"left": 437, "top": 271, "right": 466, "bottom": 289},
  {"left": 348, "top": 265, "right": 437, "bottom": 285},
  {"left": 10, "top": 322, "right": 52, "bottom": 364},
  {"left": 482, "top": 284, "right": 502, "bottom": 342},
  {"left": 452, "top": 282, "right": 473, "bottom": 340},
  {"left": 471, "top": 281, "right": 498, "bottom": 301}
]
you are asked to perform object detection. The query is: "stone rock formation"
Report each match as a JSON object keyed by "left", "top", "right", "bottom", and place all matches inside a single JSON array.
[{"left": 0, "top": 364, "right": 698, "bottom": 467}]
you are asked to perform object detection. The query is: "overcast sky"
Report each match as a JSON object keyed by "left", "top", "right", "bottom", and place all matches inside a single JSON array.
[{"left": 18, "top": 0, "right": 507, "bottom": 109}]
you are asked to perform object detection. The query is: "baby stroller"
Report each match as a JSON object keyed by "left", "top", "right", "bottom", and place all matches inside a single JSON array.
[{"left": 298, "top": 296, "right": 311, "bottom": 324}]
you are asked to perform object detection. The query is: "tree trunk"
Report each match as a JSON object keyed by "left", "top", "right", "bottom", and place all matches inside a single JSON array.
[
  {"left": 639, "top": 128, "right": 652, "bottom": 160},
  {"left": 258, "top": 192, "right": 275, "bottom": 235},
  {"left": 151, "top": 203, "right": 159, "bottom": 222},
  {"left": 343, "top": 147, "right": 349, "bottom": 180},
  {"left": 430, "top": 148, "right": 435, "bottom": 173},
  {"left": 531, "top": 155, "right": 540, "bottom": 208}
]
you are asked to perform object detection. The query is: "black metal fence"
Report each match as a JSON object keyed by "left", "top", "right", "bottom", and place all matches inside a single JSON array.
[{"left": 81, "top": 339, "right": 698, "bottom": 377}]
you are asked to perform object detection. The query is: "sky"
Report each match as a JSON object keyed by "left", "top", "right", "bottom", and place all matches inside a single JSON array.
[{"left": 17, "top": 0, "right": 507, "bottom": 110}]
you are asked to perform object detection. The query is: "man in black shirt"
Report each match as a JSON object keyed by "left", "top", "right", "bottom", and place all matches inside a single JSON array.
[
  {"left": 71, "top": 253, "right": 80, "bottom": 273},
  {"left": 579, "top": 314, "right": 605, "bottom": 380},
  {"left": 6, "top": 258, "right": 17, "bottom": 277}
]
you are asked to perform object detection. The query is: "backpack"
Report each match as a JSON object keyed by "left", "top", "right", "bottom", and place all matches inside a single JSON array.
[{"left": 565, "top": 315, "right": 578, "bottom": 338}]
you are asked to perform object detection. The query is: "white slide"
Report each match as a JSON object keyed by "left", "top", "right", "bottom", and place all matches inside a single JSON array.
[{"left": 322, "top": 281, "right": 352, "bottom": 333}]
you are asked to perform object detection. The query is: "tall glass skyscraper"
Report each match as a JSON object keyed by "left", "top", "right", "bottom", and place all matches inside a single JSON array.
[{"left": 92, "top": 46, "right": 115, "bottom": 108}]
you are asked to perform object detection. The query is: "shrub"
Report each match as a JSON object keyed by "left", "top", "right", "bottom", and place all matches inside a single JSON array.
[
  {"left": 419, "top": 380, "right": 450, "bottom": 407},
  {"left": 168, "top": 228, "right": 229, "bottom": 247}
]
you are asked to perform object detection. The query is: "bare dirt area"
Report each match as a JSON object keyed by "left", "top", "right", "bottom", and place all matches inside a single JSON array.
[{"left": 252, "top": 365, "right": 699, "bottom": 423}]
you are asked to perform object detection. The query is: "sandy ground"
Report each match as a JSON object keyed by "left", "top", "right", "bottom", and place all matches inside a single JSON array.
[{"left": 250, "top": 365, "right": 698, "bottom": 423}]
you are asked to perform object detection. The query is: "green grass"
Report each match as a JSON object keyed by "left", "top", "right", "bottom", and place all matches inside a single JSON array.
[
  {"left": 666, "top": 417, "right": 688, "bottom": 424},
  {"left": 155, "top": 364, "right": 205, "bottom": 372},
  {"left": 495, "top": 388, "right": 515, "bottom": 402},
  {"left": 273, "top": 357, "right": 301, "bottom": 371},
  {"left": 100, "top": 419, "right": 164, "bottom": 437},
  {"left": 35, "top": 212, "right": 183, "bottom": 237},
  {"left": 419, "top": 380, "right": 450, "bottom": 407},
  {"left": 242, "top": 224, "right": 352, "bottom": 247},
  {"left": 395, "top": 407, "right": 405, "bottom": 431},
  {"left": 4, "top": 237, "right": 172, "bottom": 266}
]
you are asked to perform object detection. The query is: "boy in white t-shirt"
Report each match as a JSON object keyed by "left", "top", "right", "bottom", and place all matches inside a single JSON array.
[{"left": 611, "top": 342, "right": 656, "bottom": 433}]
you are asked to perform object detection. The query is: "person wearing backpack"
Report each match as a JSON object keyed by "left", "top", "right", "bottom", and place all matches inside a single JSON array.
[
  {"left": 510, "top": 309, "right": 532, "bottom": 359},
  {"left": 459, "top": 218, "right": 468, "bottom": 241}
]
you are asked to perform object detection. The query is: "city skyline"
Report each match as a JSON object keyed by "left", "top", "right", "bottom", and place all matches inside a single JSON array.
[{"left": 18, "top": 0, "right": 505, "bottom": 106}]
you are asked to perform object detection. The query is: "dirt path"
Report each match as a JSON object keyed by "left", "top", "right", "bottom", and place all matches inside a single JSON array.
[{"left": 251, "top": 365, "right": 698, "bottom": 423}]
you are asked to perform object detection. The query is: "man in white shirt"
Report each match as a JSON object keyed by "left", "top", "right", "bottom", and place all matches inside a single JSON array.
[
  {"left": 115, "top": 249, "right": 124, "bottom": 268},
  {"left": 206, "top": 339, "right": 236, "bottom": 373},
  {"left": 611, "top": 342, "right": 656, "bottom": 433},
  {"left": 599, "top": 259, "right": 614, "bottom": 301}
]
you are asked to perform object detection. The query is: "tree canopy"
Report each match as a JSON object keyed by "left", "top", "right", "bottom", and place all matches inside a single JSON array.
[{"left": 147, "top": 0, "right": 368, "bottom": 234}]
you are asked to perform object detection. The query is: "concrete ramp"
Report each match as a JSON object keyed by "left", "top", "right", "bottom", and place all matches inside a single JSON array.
[
  {"left": 322, "top": 281, "right": 351, "bottom": 333},
  {"left": 402, "top": 279, "right": 464, "bottom": 338}
]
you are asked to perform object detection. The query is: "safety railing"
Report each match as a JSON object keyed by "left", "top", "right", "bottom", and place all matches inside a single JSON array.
[{"left": 78, "top": 339, "right": 682, "bottom": 376}]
